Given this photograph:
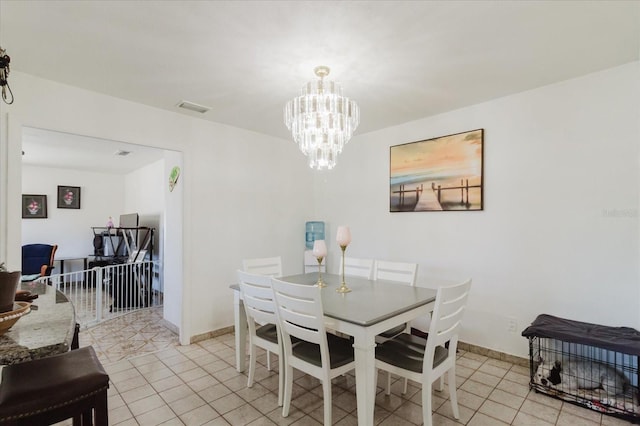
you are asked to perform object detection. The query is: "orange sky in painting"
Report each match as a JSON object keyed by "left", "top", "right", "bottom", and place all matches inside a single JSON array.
[{"left": 390, "top": 130, "right": 483, "bottom": 178}]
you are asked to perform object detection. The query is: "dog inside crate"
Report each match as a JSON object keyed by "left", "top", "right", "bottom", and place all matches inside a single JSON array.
[{"left": 530, "top": 337, "right": 639, "bottom": 415}]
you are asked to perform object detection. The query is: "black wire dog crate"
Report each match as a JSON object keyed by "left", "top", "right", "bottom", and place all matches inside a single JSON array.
[{"left": 522, "top": 314, "right": 640, "bottom": 422}]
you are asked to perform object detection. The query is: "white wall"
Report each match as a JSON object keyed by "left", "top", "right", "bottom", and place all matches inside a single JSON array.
[
  {"left": 315, "top": 62, "right": 640, "bottom": 357},
  {"left": 186, "top": 123, "right": 315, "bottom": 337},
  {"left": 0, "top": 72, "right": 314, "bottom": 344},
  {"left": 21, "top": 164, "right": 125, "bottom": 270},
  {"left": 163, "top": 151, "right": 183, "bottom": 330},
  {"left": 124, "top": 158, "right": 165, "bottom": 267},
  {"left": 3, "top": 63, "right": 638, "bottom": 356}
]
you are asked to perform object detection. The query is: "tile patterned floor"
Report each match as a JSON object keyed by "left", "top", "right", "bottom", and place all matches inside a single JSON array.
[
  {"left": 79, "top": 306, "right": 179, "bottom": 364},
  {"left": 80, "top": 309, "right": 638, "bottom": 425}
]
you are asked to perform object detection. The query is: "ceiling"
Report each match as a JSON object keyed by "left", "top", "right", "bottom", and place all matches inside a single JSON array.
[
  {"left": 2, "top": 1, "right": 639, "bottom": 171},
  {"left": 21, "top": 127, "right": 167, "bottom": 174}
]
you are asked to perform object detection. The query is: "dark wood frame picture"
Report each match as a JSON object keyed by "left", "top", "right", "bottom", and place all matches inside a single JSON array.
[
  {"left": 390, "top": 129, "right": 484, "bottom": 212},
  {"left": 22, "top": 194, "right": 48, "bottom": 219},
  {"left": 57, "top": 185, "right": 81, "bottom": 209}
]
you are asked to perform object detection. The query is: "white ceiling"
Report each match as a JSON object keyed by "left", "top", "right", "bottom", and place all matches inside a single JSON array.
[
  {"left": 21, "top": 127, "right": 167, "bottom": 174},
  {"left": 2, "top": 1, "right": 639, "bottom": 171}
]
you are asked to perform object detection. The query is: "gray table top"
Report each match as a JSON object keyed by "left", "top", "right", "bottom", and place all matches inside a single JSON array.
[
  {"left": 0, "top": 281, "right": 75, "bottom": 365},
  {"left": 280, "top": 273, "right": 437, "bottom": 327}
]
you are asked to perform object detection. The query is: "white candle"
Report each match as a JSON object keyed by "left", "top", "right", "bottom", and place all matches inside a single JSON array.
[
  {"left": 336, "top": 226, "right": 352, "bottom": 247},
  {"left": 312, "top": 240, "right": 327, "bottom": 257}
]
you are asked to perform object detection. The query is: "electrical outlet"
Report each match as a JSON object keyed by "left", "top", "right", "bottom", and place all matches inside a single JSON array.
[{"left": 507, "top": 317, "right": 518, "bottom": 333}]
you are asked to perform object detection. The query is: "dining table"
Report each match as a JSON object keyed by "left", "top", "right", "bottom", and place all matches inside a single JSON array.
[{"left": 232, "top": 272, "right": 456, "bottom": 426}]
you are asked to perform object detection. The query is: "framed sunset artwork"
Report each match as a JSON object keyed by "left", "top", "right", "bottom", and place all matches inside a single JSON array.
[{"left": 390, "top": 129, "right": 484, "bottom": 212}]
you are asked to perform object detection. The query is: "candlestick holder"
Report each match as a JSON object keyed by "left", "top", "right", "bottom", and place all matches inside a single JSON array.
[
  {"left": 315, "top": 256, "right": 326, "bottom": 287},
  {"left": 336, "top": 245, "right": 351, "bottom": 293},
  {"left": 312, "top": 240, "right": 328, "bottom": 288}
]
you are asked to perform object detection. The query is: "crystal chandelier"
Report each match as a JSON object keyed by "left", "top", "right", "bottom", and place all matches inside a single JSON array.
[{"left": 284, "top": 66, "right": 359, "bottom": 170}]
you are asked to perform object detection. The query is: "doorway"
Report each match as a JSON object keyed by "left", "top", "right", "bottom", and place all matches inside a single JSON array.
[{"left": 20, "top": 126, "right": 184, "bottom": 337}]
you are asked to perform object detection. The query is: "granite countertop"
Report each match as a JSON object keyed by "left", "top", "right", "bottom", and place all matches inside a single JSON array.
[{"left": 0, "top": 281, "right": 76, "bottom": 365}]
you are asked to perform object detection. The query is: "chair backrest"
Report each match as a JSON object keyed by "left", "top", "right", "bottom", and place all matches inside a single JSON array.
[
  {"left": 21, "top": 244, "right": 58, "bottom": 276},
  {"left": 242, "top": 256, "right": 283, "bottom": 277},
  {"left": 373, "top": 260, "right": 417, "bottom": 285},
  {"left": 340, "top": 257, "right": 374, "bottom": 279},
  {"left": 424, "top": 279, "right": 472, "bottom": 370},
  {"left": 271, "top": 278, "right": 330, "bottom": 364},
  {"left": 237, "top": 270, "right": 277, "bottom": 331}
]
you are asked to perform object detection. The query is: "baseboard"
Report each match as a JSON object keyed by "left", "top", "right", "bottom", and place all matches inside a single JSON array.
[
  {"left": 457, "top": 341, "right": 528, "bottom": 367},
  {"left": 198, "top": 326, "right": 529, "bottom": 368},
  {"left": 190, "top": 326, "right": 234, "bottom": 344},
  {"left": 160, "top": 318, "right": 179, "bottom": 335},
  {"left": 410, "top": 328, "right": 528, "bottom": 367}
]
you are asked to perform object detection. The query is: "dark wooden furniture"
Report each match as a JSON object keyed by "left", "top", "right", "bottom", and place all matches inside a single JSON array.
[{"left": 0, "top": 346, "right": 109, "bottom": 425}]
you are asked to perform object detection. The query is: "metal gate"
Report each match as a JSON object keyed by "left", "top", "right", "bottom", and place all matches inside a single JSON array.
[{"left": 40, "top": 261, "right": 161, "bottom": 327}]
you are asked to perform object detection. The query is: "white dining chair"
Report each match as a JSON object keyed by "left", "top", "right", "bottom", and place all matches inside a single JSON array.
[
  {"left": 237, "top": 270, "right": 285, "bottom": 406},
  {"left": 340, "top": 256, "right": 374, "bottom": 279},
  {"left": 374, "top": 260, "right": 418, "bottom": 339},
  {"left": 375, "top": 278, "right": 472, "bottom": 426},
  {"left": 242, "top": 256, "right": 283, "bottom": 370},
  {"left": 373, "top": 259, "right": 419, "bottom": 392},
  {"left": 242, "top": 256, "right": 283, "bottom": 277},
  {"left": 271, "top": 278, "right": 355, "bottom": 426},
  {"left": 373, "top": 260, "right": 418, "bottom": 285}
]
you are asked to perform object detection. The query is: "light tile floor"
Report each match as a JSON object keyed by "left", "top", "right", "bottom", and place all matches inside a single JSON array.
[
  {"left": 81, "top": 309, "right": 637, "bottom": 425},
  {"left": 79, "top": 306, "right": 179, "bottom": 364}
]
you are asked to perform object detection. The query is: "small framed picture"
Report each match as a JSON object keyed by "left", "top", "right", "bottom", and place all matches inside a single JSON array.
[
  {"left": 57, "top": 186, "right": 81, "bottom": 209},
  {"left": 22, "top": 194, "right": 48, "bottom": 219}
]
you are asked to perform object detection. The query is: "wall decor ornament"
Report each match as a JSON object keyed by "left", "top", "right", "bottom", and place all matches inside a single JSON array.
[
  {"left": 169, "top": 166, "right": 180, "bottom": 192},
  {"left": 22, "top": 194, "right": 47, "bottom": 218},
  {"left": 57, "top": 186, "right": 81, "bottom": 209},
  {"left": 390, "top": 129, "right": 484, "bottom": 212}
]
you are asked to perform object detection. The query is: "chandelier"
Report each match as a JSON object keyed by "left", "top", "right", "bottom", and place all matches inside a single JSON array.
[{"left": 284, "top": 66, "right": 359, "bottom": 170}]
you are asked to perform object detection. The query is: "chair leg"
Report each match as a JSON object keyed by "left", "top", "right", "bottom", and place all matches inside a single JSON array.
[
  {"left": 322, "top": 378, "right": 332, "bottom": 426},
  {"left": 282, "top": 365, "right": 293, "bottom": 417},
  {"left": 448, "top": 368, "right": 460, "bottom": 419},
  {"left": 385, "top": 371, "right": 392, "bottom": 395},
  {"left": 277, "top": 350, "right": 284, "bottom": 407},
  {"left": 81, "top": 409, "right": 92, "bottom": 425},
  {"left": 422, "top": 381, "right": 433, "bottom": 426},
  {"left": 402, "top": 377, "right": 408, "bottom": 394},
  {"left": 72, "top": 322, "right": 80, "bottom": 350},
  {"left": 434, "top": 375, "right": 444, "bottom": 392},
  {"left": 72, "top": 413, "right": 82, "bottom": 426},
  {"left": 95, "top": 389, "right": 109, "bottom": 426},
  {"left": 247, "top": 344, "right": 256, "bottom": 388},
  {"left": 266, "top": 350, "right": 272, "bottom": 371}
]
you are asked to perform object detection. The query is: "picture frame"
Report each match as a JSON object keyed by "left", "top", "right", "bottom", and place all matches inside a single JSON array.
[
  {"left": 57, "top": 185, "right": 81, "bottom": 209},
  {"left": 390, "top": 129, "right": 484, "bottom": 212},
  {"left": 22, "top": 194, "right": 48, "bottom": 219}
]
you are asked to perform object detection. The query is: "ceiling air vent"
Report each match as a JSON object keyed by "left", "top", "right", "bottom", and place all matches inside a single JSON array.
[
  {"left": 114, "top": 150, "right": 131, "bottom": 156},
  {"left": 177, "top": 100, "right": 210, "bottom": 114}
]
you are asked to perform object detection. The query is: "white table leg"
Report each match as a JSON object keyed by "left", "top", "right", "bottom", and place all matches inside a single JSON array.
[
  {"left": 233, "top": 290, "right": 247, "bottom": 372},
  {"left": 352, "top": 334, "right": 377, "bottom": 426}
]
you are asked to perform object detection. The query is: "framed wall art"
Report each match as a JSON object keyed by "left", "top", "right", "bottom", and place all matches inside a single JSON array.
[
  {"left": 57, "top": 185, "right": 81, "bottom": 209},
  {"left": 22, "top": 194, "right": 48, "bottom": 219},
  {"left": 390, "top": 129, "right": 484, "bottom": 212}
]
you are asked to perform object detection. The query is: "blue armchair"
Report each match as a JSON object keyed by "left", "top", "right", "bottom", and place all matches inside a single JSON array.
[{"left": 22, "top": 244, "right": 58, "bottom": 277}]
